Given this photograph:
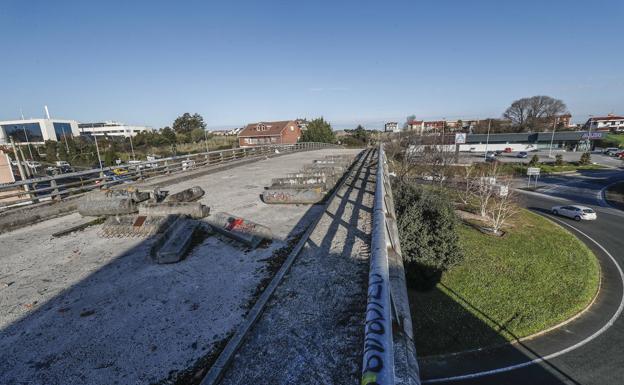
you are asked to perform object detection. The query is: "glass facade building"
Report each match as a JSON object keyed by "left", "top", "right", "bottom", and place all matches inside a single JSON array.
[
  {"left": 53, "top": 122, "right": 72, "bottom": 141},
  {"left": 1, "top": 123, "right": 44, "bottom": 142}
]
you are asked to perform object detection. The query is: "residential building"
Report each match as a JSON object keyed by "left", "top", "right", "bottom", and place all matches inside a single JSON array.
[
  {"left": 384, "top": 122, "right": 399, "bottom": 132},
  {"left": 238, "top": 120, "right": 302, "bottom": 147},
  {"left": 583, "top": 114, "right": 624, "bottom": 132},
  {"left": 78, "top": 121, "right": 153, "bottom": 137},
  {"left": 0, "top": 118, "right": 80, "bottom": 144}
]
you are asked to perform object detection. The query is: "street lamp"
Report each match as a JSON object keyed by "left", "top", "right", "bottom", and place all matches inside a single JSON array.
[
  {"left": 129, "top": 133, "right": 136, "bottom": 161},
  {"left": 586, "top": 114, "right": 593, "bottom": 152},
  {"left": 93, "top": 134, "right": 103, "bottom": 169},
  {"left": 484, "top": 119, "right": 491, "bottom": 161},
  {"left": 548, "top": 116, "right": 557, "bottom": 158}
]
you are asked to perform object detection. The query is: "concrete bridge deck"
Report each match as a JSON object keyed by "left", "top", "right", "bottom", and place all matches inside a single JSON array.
[{"left": 0, "top": 148, "right": 360, "bottom": 385}]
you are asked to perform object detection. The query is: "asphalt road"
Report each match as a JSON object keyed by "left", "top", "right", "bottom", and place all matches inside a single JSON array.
[{"left": 421, "top": 169, "right": 624, "bottom": 385}]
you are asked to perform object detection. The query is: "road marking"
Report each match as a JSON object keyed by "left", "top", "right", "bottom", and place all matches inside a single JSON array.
[{"left": 424, "top": 215, "right": 624, "bottom": 384}]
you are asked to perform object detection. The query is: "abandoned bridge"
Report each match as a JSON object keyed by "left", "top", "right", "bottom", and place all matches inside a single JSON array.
[{"left": 0, "top": 144, "right": 419, "bottom": 385}]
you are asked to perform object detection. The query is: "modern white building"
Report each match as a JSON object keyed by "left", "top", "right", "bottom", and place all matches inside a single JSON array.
[
  {"left": 78, "top": 121, "right": 154, "bottom": 137},
  {"left": 0, "top": 118, "right": 80, "bottom": 144},
  {"left": 584, "top": 114, "right": 624, "bottom": 132}
]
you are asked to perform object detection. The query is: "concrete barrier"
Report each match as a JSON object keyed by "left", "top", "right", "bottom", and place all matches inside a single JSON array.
[
  {"left": 262, "top": 187, "right": 326, "bottom": 204},
  {"left": 138, "top": 202, "right": 210, "bottom": 218},
  {"left": 204, "top": 212, "right": 271, "bottom": 248},
  {"left": 154, "top": 218, "right": 199, "bottom": 264},
  {"left": 164, "top": 186, "right": 205, "bottom": 203}
]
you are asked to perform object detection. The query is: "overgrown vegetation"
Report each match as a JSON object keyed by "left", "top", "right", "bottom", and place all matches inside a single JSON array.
[
  {"left": 393, "top": 182, "right": 462, "bottom": 290},
  {"left": 301, "top": 117, "right": 336, "bottom": 143}
]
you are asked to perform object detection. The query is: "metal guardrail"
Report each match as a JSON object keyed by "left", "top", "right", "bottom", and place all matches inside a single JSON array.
[
  {"left": 0, "top": 142, "right": 341, "bottom": 209},
  {"left": 362, "top": 144, "right": 421, "bottom": 385}
]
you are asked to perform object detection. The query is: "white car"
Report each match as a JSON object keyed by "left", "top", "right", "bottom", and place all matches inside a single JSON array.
[{"left": 551, "top": 205, "right": 597, "bottom": 221}]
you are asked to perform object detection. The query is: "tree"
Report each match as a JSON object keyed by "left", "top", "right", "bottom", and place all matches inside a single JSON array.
[
  {"left": 579, "top": 152, "right": 591, "bottom": 165},
  {"left": 301, "top": 117, "right": 336, "bottom": 143},
  {"left": 555, "top": 154, "right": 564, "bottom": 166},
  {"left": 529, "top": 154, "right": 539, "bottom": 166},
  {"left": 161, "top": 127, "right": 176, "bottom": 144},
  {"left": 190, "top": 128, "right": 207, "bottom": 143},
  {"left": 393, "top": 182, "right": 463, "bottom": 290},
  {"left": 485, "top": 179, "right": 518, "bottom": 235},
  {"left": 503, "top": 96, "right": 567, "bottom": 131},
  {"left": 172, "top": 113, "right": 206, "bottom": 134}
]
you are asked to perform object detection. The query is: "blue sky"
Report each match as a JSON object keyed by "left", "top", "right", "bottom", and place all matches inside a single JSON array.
[{"left": 1, "top": 0, "right": 623, "bottom": 129}]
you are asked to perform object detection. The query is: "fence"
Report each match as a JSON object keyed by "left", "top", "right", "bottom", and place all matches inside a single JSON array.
[
  {"left": 362, "top": 144, "right": 421, "bottom": 385},
  {"left": 0, "top": 142, "right": 340, "bottom": 210}
]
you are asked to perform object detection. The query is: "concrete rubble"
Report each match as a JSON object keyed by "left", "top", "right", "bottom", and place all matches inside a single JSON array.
[{"left": 262, "top": 153, "right": 357, "bottom": 204}]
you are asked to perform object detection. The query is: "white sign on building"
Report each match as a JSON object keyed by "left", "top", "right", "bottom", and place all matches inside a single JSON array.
[{"left": 455, "top": 133, "right": 467, "bottom": 144}]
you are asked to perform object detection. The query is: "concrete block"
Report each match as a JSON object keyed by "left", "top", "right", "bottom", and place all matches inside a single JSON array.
[
  {"left": 154, "top": 218, "right": 199, "bottom": 264},
  {"left": 204, "top": 212, "right": 272, "bottom": 248},
  {"left": 261, "top": 187, "right": 325, "bottom": 204},
  {"left": 78, "top": 196, "right": 137, "bottom": 216},
  {"left": 164, "top": 186, "right": 205, "bottom": 203},
  {"left": 270, "top": 176, "right": 331, "bottom": 187},
  {"left": 138, "top": 201, "right": 210, "bottom": 218}
]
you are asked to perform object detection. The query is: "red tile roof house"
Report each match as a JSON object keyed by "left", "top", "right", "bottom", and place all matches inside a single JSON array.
[{"left": 238, "top": 120, "right": 302, "bottom": 147}]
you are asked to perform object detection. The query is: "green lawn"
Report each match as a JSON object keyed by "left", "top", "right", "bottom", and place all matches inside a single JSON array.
[
  {"left": 602, "top": 133, "right": 624, "bottom": 148},
  {"left": 410, "top": 209, "right": 600, "bottom": 356},
  {"left": 499, "top": 162, "right": 606, "bottom": 176}
]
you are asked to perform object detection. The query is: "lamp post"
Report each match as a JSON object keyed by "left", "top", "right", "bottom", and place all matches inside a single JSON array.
[
  {"left": 21, "top": 126, "right": 35, "bottom": 161},
  {"left": 484, "top": 119, "right": 491, "bottom": 161},
  {"left": 94, "top": 134, "right": 103, "bottom": 169},
  {"left": 548, "top": 116, "right": 558, "bottom": 158},
  {"left": 204, "top": 128, "right": 210, "bottom": 153},
  {"left": 129, "top": 134, "right": 136, "bottom": 161},
  {"left": 586, "top": 114, "right": 593, "bottom": 152}
]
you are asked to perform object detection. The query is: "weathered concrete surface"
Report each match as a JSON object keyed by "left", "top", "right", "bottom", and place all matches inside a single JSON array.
[
  {"left": 219, "top": 149, "right": 377, "bottom": 385},
  {"left": 0, "top": 148, "right": 360, "bottom": 385}
]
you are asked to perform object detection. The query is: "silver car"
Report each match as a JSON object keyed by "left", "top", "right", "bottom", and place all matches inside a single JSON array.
[{"left": 551, "top": 205, "right": 597, "bottom": 221}]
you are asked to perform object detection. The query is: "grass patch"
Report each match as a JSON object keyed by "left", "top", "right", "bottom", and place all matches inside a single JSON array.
[
  {"left": 601, "top": 133, "right": 624, "bottom": 148},
  {"left": 498, "top": 162, "right": 606, "bottom": 176},
  {"left": 410, "top": 209, "right": 600, "bottom": 356}
]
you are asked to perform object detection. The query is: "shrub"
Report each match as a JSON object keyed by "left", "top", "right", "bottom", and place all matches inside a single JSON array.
[
  {"left": 393, "top": 182, "right": 463, "bottom": 290},
  {"left": 555, "top": 154, "right": 564, "bottom": 166},
  {"left": 579, "top": 152, "right": 591, "bottom": 165},
  {"left": 529, "top": 154, "right": 539, "bottom": 166}
]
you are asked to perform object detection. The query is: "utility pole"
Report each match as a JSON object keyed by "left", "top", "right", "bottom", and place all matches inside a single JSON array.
[
  {"left": 548, "top": 116, "right": 557, "bottom": 158},
  {"left": 204, "top": 129, "right": 210, "bottom": 153},
  {"left": 484, "top": 119, "right": 491, "bottom": 161}
]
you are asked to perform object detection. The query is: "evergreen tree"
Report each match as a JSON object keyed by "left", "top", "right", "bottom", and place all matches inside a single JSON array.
[{"left": 301, "top": 117, "right": 335, "bottom": 143}]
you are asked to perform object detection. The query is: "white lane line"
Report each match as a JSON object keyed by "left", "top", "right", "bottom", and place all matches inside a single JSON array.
[{"left": 424, "top": 215, "right": 624, "bottom": 384}]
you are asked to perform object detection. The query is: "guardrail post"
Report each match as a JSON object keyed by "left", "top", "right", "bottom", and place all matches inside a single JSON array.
[{"left": 50, "top": 179, "right": 60, "bottom": 201}]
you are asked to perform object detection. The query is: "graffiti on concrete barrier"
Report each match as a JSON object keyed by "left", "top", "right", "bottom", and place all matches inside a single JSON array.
[{"left": 361, "top": 272, "right": 388, "bottom": 385}]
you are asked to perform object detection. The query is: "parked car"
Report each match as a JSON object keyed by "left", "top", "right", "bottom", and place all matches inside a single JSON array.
[
  {"left": 503, "top": 147, "right": 513, "bottom": 153},
  {"left": 55, "top": 160, "right": 70, "bottom": 167},
  {"left": 517, "top": 151, "right": 528, "bottom": 158},
  {"left": 95, "top": 171, "right": 132, "bottom": 187},
  {"left": 112, "top": 168, "right": 129, "bottom": 176},
  {"left": 551, "top": 205, "right": 597, "bottom": 221},
  {"left": 182, "top": 159, "right": 196, "bottom": 170},
  {"left": 603, "top": 147, "right": 620, "bottom": 155},
  {"left": 25, "top": 160, "right": 42, "bottom": 169}
]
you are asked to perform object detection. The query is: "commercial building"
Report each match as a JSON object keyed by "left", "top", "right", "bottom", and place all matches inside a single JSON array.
[
  {"left": 461, "top": 131, "right": 602, "bottom": 152},
  {"left": 384, "top": 122, "right": 399, "bottom": 132},
  {"left": 583, "top": 114, "right": 624, "bottom": 132},
  {"left": 78, "top": 121, "right": 153, "bottom": 137},
  {"left": 238, "top": 120, "right": 302, "bottom": 147},
  {"left": 0, "top": 118, "right": 80, "bottom": 144}
]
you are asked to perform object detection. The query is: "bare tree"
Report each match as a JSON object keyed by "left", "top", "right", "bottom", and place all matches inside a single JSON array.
[
  {"left": 457, "top": 164, "right": 476, "bottom": 206},
  {"left": 485, "top": 178, "right": 519, "bottom": 235},
  {"left": 503, "top": 96, "right": 568, "bottom": 131}
]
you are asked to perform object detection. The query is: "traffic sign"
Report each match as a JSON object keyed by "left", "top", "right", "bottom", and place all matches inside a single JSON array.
[
  {"left": 455, "top": 133, "right": 466, "bottom": 144},
  {"left": 527, "top": 167, "right": 540, "bottom": 176}
]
